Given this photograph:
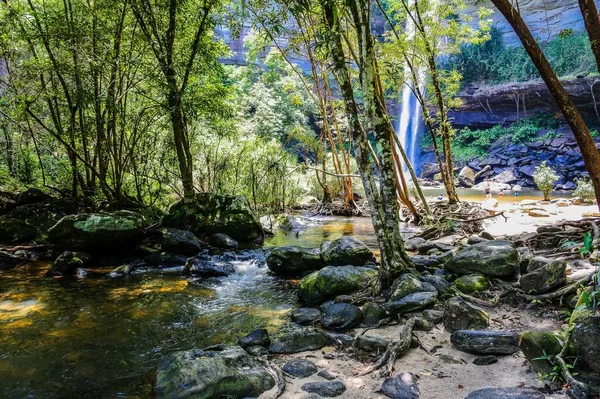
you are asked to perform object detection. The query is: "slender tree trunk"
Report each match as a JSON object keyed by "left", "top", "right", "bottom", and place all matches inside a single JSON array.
[
  {"left": 168, "top": 86, "right": 195, "bottom": 198},
  {"left": 491, "top": 0, "right": 600, "bottom": 209},
  {"left": 578, "top": 0, "right": 600, "bottom": 71},
  {"left": 322, "top": 0, "right": 412, "bottom": 288}
]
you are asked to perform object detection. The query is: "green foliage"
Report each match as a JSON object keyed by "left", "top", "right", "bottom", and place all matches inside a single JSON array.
[
  {"left": 573, "top": 178, "right": 595, "bottom": 201},
  {"left": 532, "top": 350, "right": 579, "bottom": 384},
  {"left": 447, "top": 26, "right": 597, "bottom": 86},
  {"left": 533, "top": 161, "right": 559, "bottom": 201}
]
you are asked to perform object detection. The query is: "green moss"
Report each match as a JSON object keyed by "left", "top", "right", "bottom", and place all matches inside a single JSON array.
[{"left": 455, "top": 274, "right": 490, "bottom": 294}]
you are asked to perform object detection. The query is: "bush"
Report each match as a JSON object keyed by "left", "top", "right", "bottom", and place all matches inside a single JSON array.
[
  {"left": 533, "top": 162, "right": 559, "bottom": 201},
  {"left": 573, "top": 178, "right": 595, "bottom": 202}
]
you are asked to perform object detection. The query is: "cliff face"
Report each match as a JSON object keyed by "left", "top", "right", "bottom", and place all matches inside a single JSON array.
[
  {"left": 449, "top": 78, "right": 600, "bottom": 129},
  {"left": 465, "top": 0, "right": 600, "bottom": 46}
]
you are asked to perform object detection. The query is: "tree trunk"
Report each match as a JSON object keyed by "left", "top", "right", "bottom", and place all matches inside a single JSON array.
[
  {"left": 168, "top": 86, "right": 195, "bottom": 198},
  {"left": 491, "top": 0, "right": 600, "bottom": 210},
  {"left": 322, "top": 0, "right": 412, "bottom": 288},
  {"left": 578, "top": 0, "right": 600, "bottom": 72}
]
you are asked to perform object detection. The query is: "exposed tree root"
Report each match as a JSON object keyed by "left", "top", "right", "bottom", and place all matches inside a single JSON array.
[
  {"left": 359, "top": 318, "right": 415, "bottom": 377},
  {"left": 452, "top": 287, "right": 504, "bottom": 308},
  {"left": 494, "top": 275, "right": 595, "bottom": 304},
  {"left": 414, "top": 202, "right": 503, "bottom": 239},
  {"left": 258, "top": 359, "right": 286, "bottom": 399}
]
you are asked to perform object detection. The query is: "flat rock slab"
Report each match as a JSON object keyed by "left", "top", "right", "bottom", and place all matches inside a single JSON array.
[
  {"left": 282, "top": 359, "right": 318, "bottom": 378},
  {"left": 451, "top": 330, "right": 520, "bottom": 355},
  {"left": 465, "top": 387, "right": 545, "bottom": 399},
  {"left": 381, "top": 372, "right": 420, "bottom": 399},
  {"left": 386, "top": 291, "right": 438, "bottom": 314},
  {"left": 269, "top": 326, "right": 328, "bottom": 354},
  {"left": 291, "top": 307, "right": 321, "bottom": 325},
  {"left": 301, "top": 380, "right": 346, "bottom": 397},
  {"left": 320, "top": 302, "right": 363, "bottom": 331}
]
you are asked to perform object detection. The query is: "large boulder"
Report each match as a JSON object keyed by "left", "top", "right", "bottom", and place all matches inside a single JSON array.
[
  {"left": 571, "top": 315, "right": 600, "bottom": 373},
  {"left": 322, "top": 236, "right": 375, "bottom": 266},
  {"left": 443, "top": 297, "right": 489, "bottom": 333},
  {"left": 163, "top": 193, "right": 263, "bottom": 243},
  {"left": 297, "top": 266, "right": 377, "bottom": 306},
  {"left": 209, "top": 233, "right": 238, "bottom": 249},
  {"left": 390, "top": 274, "right": 434, "bottom": 301},
  {"left": 266, "top": 246, "right": 323, "bottom": 276},
  {"left": 0, "top": 218, "right": 38, "bottom": 244},
  {"left": 155, "top": 345, "right": 275, "bottom": 399},
  {"left": 519, "top": 260, "right": 566, "bottom": 294},
  {"left": 160, "top": 227, "right": 202, "bottom": 256},
  {"left": 445, "top": 240, "right": 519, "bottom": 277},
  {"left": 493, "top": 169, "right": 517, "bottom": 184},
  {"left": 386, "top": 291, "right": 438, "bottom": 315},
  {"left": 48, "top": 211, "right": 149, "bottom": 251},
  {"left": 1, "top": 197, "right": 78, "bottom": 234},
  {"left": 459, "top": 166, "right": 476, "bottom": 187},
  {"left": 46, "top": 251, "right": 90, "bottom": 276}
]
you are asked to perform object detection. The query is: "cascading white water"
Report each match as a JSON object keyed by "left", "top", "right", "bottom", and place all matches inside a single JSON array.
[{"left": 397, "top": 82, "right": 423, "bottom": 174}]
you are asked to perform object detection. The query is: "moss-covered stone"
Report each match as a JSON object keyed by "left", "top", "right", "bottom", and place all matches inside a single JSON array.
[
  {"left": 445, "top": 240, "right": 518, "bottom": 277},
  {"left": 519, "top": 260, "right": 566, "bottom": 294},
  {"left": 361, "top": 301, "right": 387, "bottom": 326},
  {"left": 519, "top": 330, "right": 563, "bottom": 376},
  {"left": 48, "top": 210, "right": 149, "bottom": 251},
  {"left": 163, "top": 193, "right": 263, "bottom": 243},
  {"left": 155, "top": 345, "right": 275, "bottom": 399},
  {"left": 443, "top": 297, "right": 489, "bottom": 333},
  {"left": 269, "top": 324, "right": 328, "bottom": 353},
  {"left": 572, "top": 315, "right": 600, "bottom": 373},
  {"left": 266, "top": 246, "right": 323, "bottom": 277},
  {"left": 390, "top": 274, "right": 434, "bottom": 301},
  {"left": 297, "top": 265, "right": 377, "bottom": 306},
  {"left": 160, "top": 227, "right": 201, "bottom": 256},
  {"left": 322, "top": 236, "right": 375, "bottom": 266},
  {"left": 455, "top": 274, "right": 490, "bottom": 294},
  {"left": 0, "top": 218, "right": 38, "bottom": 244}
]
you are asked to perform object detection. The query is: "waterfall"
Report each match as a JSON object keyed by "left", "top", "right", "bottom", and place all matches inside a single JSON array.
[{"left": 396, "top": 82, "right": 423, "bottom": 175}]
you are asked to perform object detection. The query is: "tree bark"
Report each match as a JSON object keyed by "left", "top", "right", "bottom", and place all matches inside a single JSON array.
[{"left": 491, "top": 0, "right": 600, "bottom": 210}]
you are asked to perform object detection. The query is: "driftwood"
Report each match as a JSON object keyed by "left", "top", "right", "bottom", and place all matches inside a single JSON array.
[{"left": 359, "top": 318, "right": 416, "bottom": 377}]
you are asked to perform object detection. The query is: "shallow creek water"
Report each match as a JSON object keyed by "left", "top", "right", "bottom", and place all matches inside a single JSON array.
[
  {"left": 0, "top": 216, "right": 384, "bottom": 398},
  {"left": 0, "top": 189, "right": 567, "bottom": 398}
]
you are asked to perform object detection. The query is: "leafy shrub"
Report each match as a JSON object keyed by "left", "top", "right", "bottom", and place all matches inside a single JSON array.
[
  {"left": 573, "top": 178, "right": 595, "bottom": 202},
  {"left": 533, "top": 162, "right": 559, "bottom": 200}
]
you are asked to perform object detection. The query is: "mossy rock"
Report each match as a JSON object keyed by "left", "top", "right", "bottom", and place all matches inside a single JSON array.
[
  {"left": 390, "top": 274, "right": 434, "bottom": 301},
  {"left": 1, "top": 197, "right": 78, "bottom": 236},
  {"left": 297, "top": 265, "right": 377, "bottom": 307},
  {"left": 443, "top": 297, "right": 489, "bottom": 333},
  {"left": 269, "top": 324, "right": 328, "bottom": 353},
  {"left": 0, "top": 218, "right": 38, "bottom": 244},
  {"left": 163, "top": 193, "right": 263, "bottom": 243},
  {"left": 266, "top": 246, "right": 323, "bottom": 277},
  {"left": 445, "top": 240, "right": 518, "bottom": 277},
  {"left": 455, "top": 274, "right": 490, "bottom": 294},
  {"left": 519, "top": 330, "right": 563, "bottom": 377},
  {"left": 155, "top": 345, "right": 275, "bottom": 399},
  {"left": 322, "top": 236, "right": 375, "bottom": 266},
  {"left": 48, "top": 210, "right": 149, "bottom": 251},
  {"left": 519, "top": 260, "right": 566, "bottom": 294}
]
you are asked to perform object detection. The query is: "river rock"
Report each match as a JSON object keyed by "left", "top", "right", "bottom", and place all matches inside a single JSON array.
[
  {"left": 291, "top": 307, "right": 321, "bottom": 325},
  {"left": 459, "top": 166, "right": 476, "bottom": 187},
  {"left": 390, "top": 274, "right": 435, "bottom": 301},
  {"left": 0, "top": 218, "right": 37, "bottom": 244},
  {"left": 184, "top": 254, "right": 235, "bottom": 277},
  {"left": 519, "top": 260, "right": 566, "bottom": 294},
  {"left": 160, "top": 227, "right": 201, "bottom": 256},
  {"left": 571, "top": 315, "right": 600, "bottom": 373},
  {"left": 445, "top": 240, "right": 518, "bottom": 277},
  {"left": 163, "top": 193, "right": 264, "bottom": 242},
  {"left": 155, "top": 345, "right": 274, "bottom": 399},
  {"left": 283, "top": 359, "right": 318, "bottom": 378},
  {"left": 266, "top": 246, "right": 323, "bottom": 276},
  {"left": 318, "top": 369, "right": 337, "bottom": 380},
  {"left": 361, "top": 301, "right": 387, "bottom": 326},
  {"left": 0, "top": 251, "right": 28, "bottom": 270},
  {"left": 46, "top": 251, "right": 89, "bottom": 276},
  {"left": 465, "top": 387, "right": 545, "bottom": 399},
  {"left": 405, "top": 237, "right": 426, "bottom": 252},
  {"left": 269, "top": 324, "right": 328, "bottom": 353},
  {"left": 245, "top": 345, "right": 269, "bottom": 357},
  {"left": 48, "top": 210, "right": 149, "bottom": 251},
  {"left": 455, "top": 274, "right": 490, "bottom": 293},
  {"left": 209, "top": 233, "right": 238, "bottom": 249},
  {"left": 320, "top": 302, "right": 363, "bottom": 331},
  {"left": 1, "top": 197, "right": 78, "bottom": 233},
  {"left": 297, "top": 266, "right": 377, "bottom": 306},
  {"left": 238, "top": 329, "right": 270, "bottom": 349},
  {"left": 356, "top": 335, "right": 390, "bottom": 352},
  {"left": 526, "top": 256, "right": 552, "bottom": 273},
  {"left": 451, "top": 330, "right": 520, "bottom": 355},
  {"left": 410, "top": 255, "right": 442, "bottom": 272},
  {"left": 519, "top": 330, "right": 562, "bottom": 376},
  {"left": 301, "top": 380, "right": 346, "bottom": 397},
  {"left": 443, "top": 297, "right": 489, "bottom": 333},
  {"left": 386, "top": 291, "right": 438, "bottom": 315},
  {"left": 493, "top": 169, "right": 517, "bottom": 184},
  {"left": 528, "top": 209, "right": 550, "bottom": 217},
  {"left": 422, "top": 309, "right": 444, "bottom": 325},
  {"left": 420, "top": 275, "right": 452, "bottom": 297},
  {"left": 473, "top": 355, "right": 498, "bottom": 365},
  {"left": 322, "top": 236, "right": 375, "bottom": 266},
  {"left": 144, "top": 252, "right": 187, "bottom": 268},
  {"left": 381, "top": 372, "right": 420, "bottom": 399}
]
